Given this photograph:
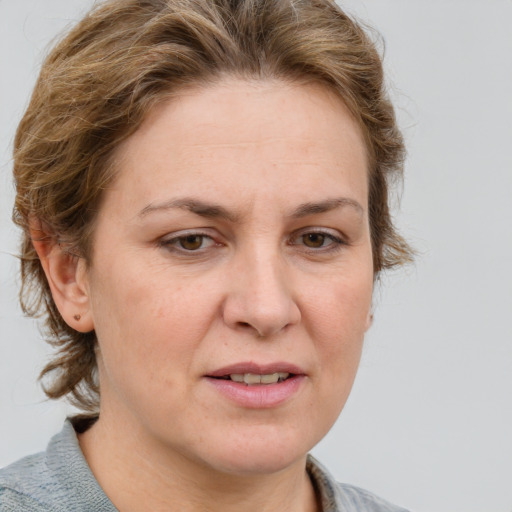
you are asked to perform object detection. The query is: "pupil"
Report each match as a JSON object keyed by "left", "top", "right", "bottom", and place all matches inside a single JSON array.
[
  {"left": 305, "top": 233, "right": 324, "bottom": 247},
  {"left": 181, "top": 235, "right": 202, "bottom": 250}
]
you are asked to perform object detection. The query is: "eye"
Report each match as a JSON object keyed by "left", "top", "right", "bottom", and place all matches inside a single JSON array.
[
  {"left": 290, "top": 229, "right": 345, "bottom": 251},
  {"left": 160, "top": 232, "right": 217, "bottom": 252},
  {"left": 302, "top": 233, "right": 330, "bottom": 248},
  {"left": 178, "top": 234, "right": 209, "bottom": 251}
]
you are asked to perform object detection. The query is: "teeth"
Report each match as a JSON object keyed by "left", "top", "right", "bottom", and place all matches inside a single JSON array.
[
  {"left": 260, "top": 373, "right": 281, "bottom": 384},
  {"left": 228, "top": 372, "right": 290, "bottom": 385},
  {"left": 244, "top": 373, "right": 262, "bottom": 385}
]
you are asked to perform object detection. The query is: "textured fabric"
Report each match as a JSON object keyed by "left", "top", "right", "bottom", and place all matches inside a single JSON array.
[
  {"left": 1, "top": 421, "right": 409, "bottom": 511},
  {"left": 0, "top": 422, "right": 116, "bottom": 512},
  {"left": 306, "top": 456, "right": 409, "bottom": 512}
]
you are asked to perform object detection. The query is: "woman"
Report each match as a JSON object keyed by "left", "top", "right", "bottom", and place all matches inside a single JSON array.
[{"left": 1, "top": 0, "right": 412, "bottom": 510}]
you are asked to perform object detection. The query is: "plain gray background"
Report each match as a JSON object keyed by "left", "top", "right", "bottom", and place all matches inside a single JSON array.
[{"left": 1, "top": 1, "right": 511, "bottom": 511}]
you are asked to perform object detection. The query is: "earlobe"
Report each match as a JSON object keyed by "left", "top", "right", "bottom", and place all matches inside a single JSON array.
[
  {"left": 30, "top": 221, "right": 94, "bottom": 333},
  {"left": 365, "top": 310, "right": 374, "bottom": 332}
]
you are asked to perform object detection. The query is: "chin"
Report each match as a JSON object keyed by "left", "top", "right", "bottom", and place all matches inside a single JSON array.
[
  {"left": 206, "top": 451, "right": 308, "bottom": 477},
  {"left": 193, "top": 425, "right": 317, "bottom": 476}
]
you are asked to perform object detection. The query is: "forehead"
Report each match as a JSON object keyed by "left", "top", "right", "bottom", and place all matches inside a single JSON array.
[
  {"left": 107, "top": 78, "right": 369, "bottom": 213},
  {"left": 142, "top": 79, "right": 362, "bottom": 144}
]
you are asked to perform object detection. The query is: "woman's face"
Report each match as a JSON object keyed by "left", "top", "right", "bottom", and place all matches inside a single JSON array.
[{"left": 82, "top": 78, "right": 373, "bottom": 474}]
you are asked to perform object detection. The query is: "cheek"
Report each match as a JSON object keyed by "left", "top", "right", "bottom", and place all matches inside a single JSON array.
[
  {"left": 303, "top": 267, "right": 373, "bottom": 382},
  {"left": 306, "top": 269, "right": 372, "bottom": 335},
  {"left": 89, "top": 262, "right": 222, "bottom": 378},
  {"left": 88, "top": 269, "right": 216, "bottom": 422},
  {"left": 294, "top": 275, "right": 370, "bottom": 445}
]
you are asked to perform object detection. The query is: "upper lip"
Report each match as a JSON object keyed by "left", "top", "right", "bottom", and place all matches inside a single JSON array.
[{"left": 207, "top": 361, "right": 306, "bottom": 377}]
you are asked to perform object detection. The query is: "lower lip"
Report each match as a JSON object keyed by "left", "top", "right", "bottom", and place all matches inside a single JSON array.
[{"left": 205, "top": 375, "right": 305, "bottom": 408}]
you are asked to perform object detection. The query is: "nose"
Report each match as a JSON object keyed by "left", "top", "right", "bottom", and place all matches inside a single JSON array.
[{"left": 222, "top": 248, "right": 301, "bottom": 338}]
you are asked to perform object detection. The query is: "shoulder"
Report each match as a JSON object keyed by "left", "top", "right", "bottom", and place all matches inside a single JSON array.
[
  {"left": 0, "top": 421, "right": 116, "bottom": 512},
  {"left": 0, "top": 488, "right": 51, "bottom": 512},
  {"left": 0, "top": 452, "right": 55, "bottom": 511},
  {"left": 334, "top": 482, "right": 410, "bottom": 512},
  {"left": 307, "top": 455, "right": 410, "bottom": 512}
]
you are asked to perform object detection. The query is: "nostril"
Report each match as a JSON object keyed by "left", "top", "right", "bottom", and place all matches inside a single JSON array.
[{"left": 236, "top": 321, "right": 266, "bottom": 338}]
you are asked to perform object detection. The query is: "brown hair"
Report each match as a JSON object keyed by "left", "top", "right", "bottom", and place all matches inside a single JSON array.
[{"left": 13, "top": 0, "right": 412, "bottom": 412}]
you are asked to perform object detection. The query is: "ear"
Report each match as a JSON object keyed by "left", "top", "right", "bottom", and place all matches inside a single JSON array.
[
  {"left": 365, "top": 309, "right": 374, "bottom": 332},
  {"left": 30, "top": 220, "right": 94, "bottom": 333}
]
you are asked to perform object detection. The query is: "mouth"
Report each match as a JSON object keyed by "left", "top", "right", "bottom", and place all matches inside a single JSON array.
[
  {"left": 206, "top": 362, "right": 305, "bottom": 386},
  {"left": 214, "top": 372, "right": 292, "bottom": 385},
  {"left": 205, "top": 362, "right": 307, "bottom": 410},
  {"left": 205, "top": 363, "right": 306, "bottom": 408}
]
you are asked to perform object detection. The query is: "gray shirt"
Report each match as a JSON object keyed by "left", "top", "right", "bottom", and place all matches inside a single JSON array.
[{"left": 0, "top": 421, "right": 409, "bottom": 511}]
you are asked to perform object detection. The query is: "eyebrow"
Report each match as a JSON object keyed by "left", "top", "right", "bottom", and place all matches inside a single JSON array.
[
  {"left": 138, "top": 198, "right": 240, "bottom": 222},
  {"left": 138, "top": 196, "right": 363, "bottom": 222},
  {"left": 290, "top": 197, "right": 364, "bottom": 218}
]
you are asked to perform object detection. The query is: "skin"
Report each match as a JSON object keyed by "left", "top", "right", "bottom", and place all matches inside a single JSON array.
[{"left": 34, "top": 78, "right": 374, "bottom": 512}]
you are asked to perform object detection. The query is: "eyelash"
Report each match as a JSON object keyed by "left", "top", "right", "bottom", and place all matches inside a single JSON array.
[
  {"left": 158, "top": 229, "right": 346, "bottom": 255},
  {"left": 159, "top": 231, "right": 218, "bottom": 253},
  {"left": 288, "top": 229, "right": 346, "bottom": 253}
]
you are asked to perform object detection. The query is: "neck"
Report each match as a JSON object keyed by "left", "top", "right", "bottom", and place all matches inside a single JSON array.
[{"left": 78, "top": 414, "right": 320, "bottom": 512}]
